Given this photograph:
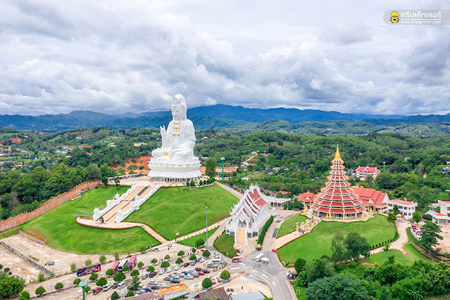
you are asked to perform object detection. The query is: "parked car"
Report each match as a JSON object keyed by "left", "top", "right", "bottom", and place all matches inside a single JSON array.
[
  {"left": 164, "top": 276, "right": 172, "bottom": 281},
  {"left": 159, "top": 269, "right": 165, "bottom": 275},
  {"left": 93, "top": 287, "right": 103, "bottom": 295},
  {"left": 202, "top": 269, "right": 210, "bottom": 274},
  {"left": 118, "top": 281, "right": 127, "bottom": 289},
  {"left": 174, "top": 264, "right": 181, "bottom": 271},
  {"left": 103, "top": 284, "right": 112, "bottom": 292},
  {"left": 198, "top": 271, "right": 204, "bottom": 276},
  {"left": 170, "top": 278, "right": 180, "bottom": 284},
  {"left": 190, "top": 260, "right": 197, "bottom": 266},
  {"left": 210, "top": 277, "right": 216, "bottom": 284},
  {"left": 149, "top": 271, "right": 157, "bottom": 278},
  {"left": 152, "top": 247, "right": 159, "bottom": 252},
  {"left": 195, "top": 267, "right": 202, "bottom": 272},
  {"left": 137, "top": 289, "right": 146, "bottom": 295},
  {"left": 157, "top": 283, "right": 167, "bottom": 288},
  {"left": 207, "top": 263, "right": 217, "bottom": 268},
  {"left": 45, "top": 261, "right": 54, "bottom": 266},
  {"left": 150, "top": 285, "right": 159, "bottom": 290},
  {"left": 141, "top": 273, "right": 148, "bottom": 280},
  {"left": 183, "top": 262, "right": 190, "bottom": 267},
  {"left": 184, "top": 275, "right": 194, "bottom": 280},
  {"left": 166, "top": 267, "right": 173, "bottom": 273},
  {"left": 148, "top": 280, "right": 158, "bottom": 285},
  {"left": 112, "top": 282, "right": 118, "bottom": 289},
  {"left": 199, "top": 257, "right": 206, "bottom": 262}
]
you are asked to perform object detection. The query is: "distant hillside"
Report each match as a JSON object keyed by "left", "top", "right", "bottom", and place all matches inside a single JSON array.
[{"left": 1, "top": 104, "right": 450, "bottom": 136}]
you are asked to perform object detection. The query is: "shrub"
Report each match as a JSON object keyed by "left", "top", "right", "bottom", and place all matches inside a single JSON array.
[
  {"left": 35, "top": 286, "right": 46, "bottom": 296},
  {"left": 257, "top": 215, "right": 274, "bottom": 245},
  {"left": 85, "top": 286, "right": 91, "bottom": 293},
  {"left": 161, "top": 261, "right": 170, "bottom": 269},
  {"left": 203, "top": 250, "right": 211, "bottom": 258},
  {"left": 189, "top": 254, "right": 197, "bottom": 261},
  {"left": 422, "top": 214, "right": 432, "bottom": 221},
  {"left": 106, "top": 269, "right": 115, "bottom": 277},
  {"left": 195, "top": 238, "right": 205, "bottom": 248},
  {"left": 220, "top": 270, "right": 231, "bottom": 280},
  {"left": 114, "top": 252, "right": 120, "bottom": 260},
  {"left": 126, "top": 290, "right": 135, "bottom": 297},
  {"left": 113, "top": 272, "right": 125, "bottom": 282},
  {"left": 85, "top": 259, "right": 92, "bottom": 266},
  {"left": 164, "top": 254, "right": 171, "bottom": 260},
  {"left": 96, "top": 277, "right": 107, "bottom": 287},
  {"left": 89, "top": 273, "right": 98, "bottom": 282},
  {"left": 178, "top": 250, "right": 185, "bottom": 256},
  {"left": 70, "top": 263, "right": 77, "bottom": 273},
  {"left": 73, "top": 278, "right": 81, "bottom": 285},
  {"left": 99, "top": 255, "right": 106, "bottom": 264},
  {"left": 122, "top": 265, "right": 130, "bottom": 272},
  {"left": 151, "top": 258, "right": 158, "bottom": 265},
  {"left": 139, "top": 246, "right": 146, "bottom": 254},
  {"left": 138, "top": 262, "right": 144, "bottom": 269},
  {"left": 176, "top": 258, "right": 183, "bottom": 265},
  {"left": 111, "top": 291, "right": 120, "bottom": 300},
  {"left": 146, "top": 266, "right": 155, "bottom": 272},
  {"left": 38, "top": 273, "right": 45, "bottom": 282},
  {"left": 55, "top": 282, "right": 63, "bottom": 291},
  {"left": 19, "top": 291, "right": 30, "bottom": 300},
  {"left": 130, "top": 270, "right": 139, "bottom": 277}
]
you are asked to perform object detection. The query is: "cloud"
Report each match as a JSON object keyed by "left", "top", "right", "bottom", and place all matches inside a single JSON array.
[{"left": 0, "top": 0, "right": 449, "bottom": 116}]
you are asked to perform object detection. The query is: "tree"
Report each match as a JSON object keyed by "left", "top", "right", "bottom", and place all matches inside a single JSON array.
[
  {"left": 126, "top": 290, "right": 135, "bottom": 297},
  {"left": 35, "top": 286, "right": 46, "bottom": 297},
  {"left": 420, "top": 221, "right": 443, "bottom": 254},
  {"left": 114, "top": 177, "right": 120, "bottom": 190},
  {"left": 0, "top": 276, "right": 24, "bottom": 298},
  {"left": 99, "top": 254, "right": 106, "bottom": 264},
  {"left": 195, "top": 238, "right": 205, "bottom": 248},
  {"left": 202, "top": 277, "right": 213, "bottom": 289},
  {"left": 138, "top": 262, "right": 144, "bottom": 269},
  {"left": 205, "top": 157, "right": 217, "bottom": 178},
  {"left": 189, "top": 254, "right": 197, "bottom": 261},
  {"left": 305, "top": 275, "right": 369, "bottom": 300},
  {"left": 344, "top": 232, "right": 370, "bottom": 262},
  {"left": 122, "top": 265, "right": 130, "bottom": 272},
  {"left": 220, "top": 270, "right": 231, "bottom": 280},
  {"left": 305, "top": 258, "right": 335, "bottom": 283},
  {"left": 330, "top": 232, "right": 347, "bottom": 264},
  {"left": 131, "top": 273, "right": 140, "bottom": 292},
  {"left": 85, "top": 286, "right": 91, "bottom": 293},
  {"left": 130, "top": 270, "right": 139, "bottom": 277},
  {"left": 294, "top": 258, "right": 306, "bottom": 274},
  {"left": 96, "top": 277, "right": 107, "bottom": 287},
  {"left": 38, "top": 273, "right": 45, "bottom": 282},
  {"left": 114, "top": 252, "right": 120, "bottom": 261},
  {"left": 178, "top": 250, "right": 185, "bottom": 257},
  {"left": 73, "top": 278, "right": 81, "bottom": 285},
  {"left": 176, "top": 258, "right": 183, "bottom": 265},
  {"left": 85, "top": 259, "right": 92, "bottom": 266},
  {"left": 202, "top": 250, "right": 211, "bottom": 258},
  {"left": 161, "top": 261, "right": 170, "bottom": 269},
  {"left": 111, "top": 291, "right": 120, "bottom": 300},
  {"left": 164, "top": 254, "right": 171, "bottom": 260},
  {"left": 151, "top": 258, "right": 158, "bottom": 265},
  {"left": 393, "top": 205, "right": 400, "bottom": 215},
  {"left": 89, "top": 273, "right": 98, "bottom": 282},
  {"left": 70, "top": 263, "right": 77, "bottom": 273},
  {"left": 146, "top": 266, "right": 155, "bottom": 272},
  {"left": 113, "top": 272, "right": 125, "bottom": 282},
  {"left": 388, "top": 212, "right": 397, "bottom": 227},
  {"left": 412, "top": 211, "right": 422, "bottom": 224},
  {"left": 55, "top": 282, "right": 63, "bottom": 291},
  {"left": 106, "top": 269, "right": 115, "bottom": 277}
]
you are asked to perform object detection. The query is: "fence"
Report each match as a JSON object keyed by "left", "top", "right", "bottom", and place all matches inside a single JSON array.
[{"left": 0, "top": 180, "right": 101, "bottom": 232}]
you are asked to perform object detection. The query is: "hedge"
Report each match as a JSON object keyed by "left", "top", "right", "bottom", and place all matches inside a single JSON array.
[{"left": 257, "top": 215, "right": 274, "bottom": 246}]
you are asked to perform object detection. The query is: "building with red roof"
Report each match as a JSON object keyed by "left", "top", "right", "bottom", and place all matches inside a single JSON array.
[
  {"left": 355, "top": 166, "right": 380, "bottom": 181},
  {"left": 226, "top": 184, "right": 270, "bottom": 245},
  {"left": 298, "top": 192, "right": 317, "bottom": 206},
  {"left": 351, "top": 186, "right": 389, "bottom": 213},
  {"left": 310, "top": 145, "right": 366, "bottom": 221}
]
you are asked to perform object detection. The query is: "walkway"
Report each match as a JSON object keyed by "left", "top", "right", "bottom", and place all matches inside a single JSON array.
[
  {"left": 176, "top": 218, "right": 228, "bottom": 243},
  {"left": 102, "top": 185, "right": 147, "bottom": 222},
  {"left": 216, "top": 182, "right": 243, "bottom": 199},
  {"left": 371, "top": 219, "right": 409, "bottom": 255}
]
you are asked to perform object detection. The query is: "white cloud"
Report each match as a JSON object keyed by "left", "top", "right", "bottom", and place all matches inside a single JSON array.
[{"left": 0, "top": 0, "right": 449, "bottom": 116}]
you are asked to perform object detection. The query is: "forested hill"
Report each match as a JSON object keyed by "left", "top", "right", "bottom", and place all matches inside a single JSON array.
[{"left": 1, "top": 105, "right": 450, "bottom": 135}]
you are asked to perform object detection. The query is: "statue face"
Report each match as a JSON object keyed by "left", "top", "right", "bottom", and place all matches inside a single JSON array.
[{"left": 172, "top": 104, "right": 184, "bottom": 121}]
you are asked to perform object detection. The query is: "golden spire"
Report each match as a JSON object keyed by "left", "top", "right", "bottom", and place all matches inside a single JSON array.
[{"left": 333, "top": 143, "right": 342, "bottom": 161}]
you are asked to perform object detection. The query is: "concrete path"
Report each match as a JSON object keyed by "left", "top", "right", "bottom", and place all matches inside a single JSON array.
[
  {"left": 216, "top": 182, "right": 243, "bottom": 199},
  {"left": 134, "top": 223, "right": 168, "bottom": 244},
  {"left": 371, "top": 219, "right": 409, "bottom": 255},
  {"left": 176, "top": 221, "right": 223, "bottom": 242}
]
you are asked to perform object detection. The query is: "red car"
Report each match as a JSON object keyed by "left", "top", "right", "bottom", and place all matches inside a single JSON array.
[
  {"left": 93, "top": 287, "right": 103, "bottom": 295},
  {"left": 198, "top": 271, "right": 205, "bottom": 275},
  {"left": 195, "top": 267, "right": 203, "bottom": 272}
]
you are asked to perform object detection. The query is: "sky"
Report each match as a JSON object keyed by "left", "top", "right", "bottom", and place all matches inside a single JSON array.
[{"left": 0, "top": 0, "right": 449, "bottom": 116}]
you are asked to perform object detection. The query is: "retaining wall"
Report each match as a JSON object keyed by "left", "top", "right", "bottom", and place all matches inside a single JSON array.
[{"left": 0, "top": 180, "right": 101, "bottom": 232}]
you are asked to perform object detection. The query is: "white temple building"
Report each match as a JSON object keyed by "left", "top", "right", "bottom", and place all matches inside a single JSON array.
[{"left": 226, "top": 185, "right": 270, "bottom": 245}]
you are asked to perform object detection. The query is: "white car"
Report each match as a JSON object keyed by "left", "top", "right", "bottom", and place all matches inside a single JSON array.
[
  {"left": 174, "top": 265, "right": 181, "bottom": 271},
  {"left": 157, "top": 283, "right": 167, "bottom": 288},
  {"left": 166, "top": 267, "right": 173, "bottom": 273},
  {"left": 185, "top": 274, "right": 194, "bottom": 280},
  {"left": 159, "top": 269, "right": 165, "bottom": 275},
  {"left": 148, "top": 280, "right": 158, "bottom": 285}
]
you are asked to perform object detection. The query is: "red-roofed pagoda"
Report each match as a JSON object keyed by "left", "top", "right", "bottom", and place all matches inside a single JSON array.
[{"left": 311, "top": 145, "right": 366, "bottom": 221}]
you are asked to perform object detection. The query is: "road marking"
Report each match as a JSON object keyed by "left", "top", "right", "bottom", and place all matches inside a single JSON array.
[
  {"left": 272, "top": 281, "right": 276, "bottom": 286},
  {"left": 261, "top": 274, "right": 268, "bottom": 278}
]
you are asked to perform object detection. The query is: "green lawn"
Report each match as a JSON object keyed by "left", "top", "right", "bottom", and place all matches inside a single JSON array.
[
  {"left": 277, "top": 214, "right": 307, "bottom": 237},
  {"left": 364, "top": 227, "right": 432, "bottom": 265},
  {"left": 125, "top": 185, "right": 238, "bottom": 240},
  {"left": 177, "top": 227, "right": 218, "bottom": 248},
  {"left": 278, "top": 215, "right": 396, "bottom": 263},
  {"left": 214, "top": 232, "right": 236, "bottom": 258},
  {"left": 22, "top": 187, "right": 160, "bottom": 254}
]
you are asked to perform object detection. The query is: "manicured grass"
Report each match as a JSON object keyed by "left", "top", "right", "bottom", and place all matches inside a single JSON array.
[
  {"left": 278, "top": 215, "right": 396, "bottom": 263},
  {"left": 214, "top": 232, "right": 236, "bottom": 258},
  {"left": 125, "top": 185, "right": 238, "bottom": 240},
  {"left": 22, "top": 187, "right": 160, "bottom": 254},
  {"left": 277, "top": 214, "right": 307, "bottom": 237},
  {"left": 364, "top": 227, "right": 432, "bottom": 265},
  {"left": 177, "top": 227, "right": 218, "bottom": 248}
]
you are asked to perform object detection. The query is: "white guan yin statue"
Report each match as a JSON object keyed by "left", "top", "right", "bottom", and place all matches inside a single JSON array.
[{"left": 148, "top": 94, "right": 201, "bottom": 182}]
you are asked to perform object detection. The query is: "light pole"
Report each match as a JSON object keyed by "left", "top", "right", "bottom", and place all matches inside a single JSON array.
[
  {"left": 205, "top": 206, "right": 209, "bottom": 248},
  {"left": 221, "top": 157, "right": 225, "bottom": 180},
  {"left": 79, "top": 280, "right": 88, "bottom": 300},
  {"left": 383, "top": 161, "right": 386, "bottom": 173}
]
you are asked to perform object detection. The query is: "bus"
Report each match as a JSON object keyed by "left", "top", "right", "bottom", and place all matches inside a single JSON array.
[
  {"left": 76, "top": 264, "right": 101, "bottom": 277},
  {"left": 127, "top": 255, "right": 137, "bottom": 270},
  {"left": 255, "top": 253, "right": 264, "bottom": 262},
  {"left": 117, "top": 259, "right": 128, "bottom": 272},
  {"left": 111, "top": 261, "right": 120, "bottom": 273}
]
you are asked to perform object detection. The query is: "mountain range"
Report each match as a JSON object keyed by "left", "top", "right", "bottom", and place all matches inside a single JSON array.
[{"left": 0, "top": 105, "right": 450, "bottom": 135}]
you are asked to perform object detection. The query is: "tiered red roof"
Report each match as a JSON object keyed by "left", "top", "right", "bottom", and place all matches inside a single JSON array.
[
  {"left": 351, "top": 186, "right": 387, "bottom": 207},
  {"left": 356, "top": 166, "right": 380, "bottom": 174},
  {"left": 298, "top": 192, "right": 316, "bottom": 204},
  {"left": 311, "top": 146, "right": 366, "bottom": 217},
  {"left": 241, "top": 186, "right": 269, "bottom": 219}
]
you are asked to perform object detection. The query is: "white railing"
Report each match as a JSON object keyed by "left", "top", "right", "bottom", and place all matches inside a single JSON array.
[{"left": 93, "top": 183, "right": 138, "bottom": 221}]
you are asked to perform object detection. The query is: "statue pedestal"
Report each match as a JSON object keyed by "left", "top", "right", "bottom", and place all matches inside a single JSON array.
[{"left": 148, "top": 156, "right": 201, "bottom": 183}]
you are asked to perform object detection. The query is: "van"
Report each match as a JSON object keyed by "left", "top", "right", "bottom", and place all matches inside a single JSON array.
[
  {"left": 255, "top": 253, "right": 264, "bottom": 262},
  {"left": 232, "top": 257, "right": 242, "bottom": 263},
  {"left": 212, "top": 258, "right": 223, "bottom": 264},
  {"left": 117, "top": 281, "right": 127, "bottom": 289}
]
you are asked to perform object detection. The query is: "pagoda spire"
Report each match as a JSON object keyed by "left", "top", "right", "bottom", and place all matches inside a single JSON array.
[{"left": 333, "top": 144, "right": 342, "bottom": 161}]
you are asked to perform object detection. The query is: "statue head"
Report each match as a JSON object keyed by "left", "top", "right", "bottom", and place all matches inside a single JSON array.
[{"left": 171, "top": 94, "right": 187, "bottom": 121}]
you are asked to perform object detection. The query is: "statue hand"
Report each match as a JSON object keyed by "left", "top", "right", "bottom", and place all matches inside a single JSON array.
[{"left": 160, "top": 125, "right": 166, "bottom": 135}]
